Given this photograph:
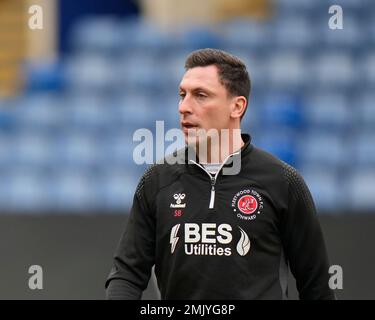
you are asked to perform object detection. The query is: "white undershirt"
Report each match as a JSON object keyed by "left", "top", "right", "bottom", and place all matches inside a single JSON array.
[{"left": 201, "top": 163, "right": 221, "bottom": 175}]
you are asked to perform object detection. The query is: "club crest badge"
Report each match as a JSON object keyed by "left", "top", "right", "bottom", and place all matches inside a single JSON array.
[{"left": 231, "top": 189, "right": 264, "bottom": 221}]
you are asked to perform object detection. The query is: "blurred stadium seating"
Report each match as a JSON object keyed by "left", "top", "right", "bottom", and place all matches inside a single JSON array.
[{"left": 0, "top": 0, "right": 374, "bottom": 213}]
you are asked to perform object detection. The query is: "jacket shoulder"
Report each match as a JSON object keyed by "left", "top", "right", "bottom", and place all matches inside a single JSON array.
[
  {"left": 136, "top": 148, "right": 187, "bottom": 197},
  {"left": 250, "top": 146, "right": 301, "bottom": 181},
  {"left": 248, "top": 146, "right": 309, "bottom": 201}
]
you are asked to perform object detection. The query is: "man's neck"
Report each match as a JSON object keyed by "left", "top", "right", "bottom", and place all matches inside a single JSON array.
[{"left": 196, "top": 129, "right": 244, "bottom": 164}]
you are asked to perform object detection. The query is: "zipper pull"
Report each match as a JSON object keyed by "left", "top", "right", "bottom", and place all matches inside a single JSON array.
[{"left": 209, "top": 177, "right": 216, "bottom": 209}]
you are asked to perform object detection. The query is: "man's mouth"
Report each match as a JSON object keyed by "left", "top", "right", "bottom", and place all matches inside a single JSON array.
[{"left": 181, "top": 122, "right": 199, "bottom": 132}]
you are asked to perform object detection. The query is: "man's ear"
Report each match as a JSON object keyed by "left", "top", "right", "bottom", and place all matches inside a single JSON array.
[{"left": 230, "top": 96, "right": 247, "bottom": 119}]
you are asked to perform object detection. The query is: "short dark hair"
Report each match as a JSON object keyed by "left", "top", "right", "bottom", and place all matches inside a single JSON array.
[{"left": 184, "top": 48, "right": 251, "bottom": 119}]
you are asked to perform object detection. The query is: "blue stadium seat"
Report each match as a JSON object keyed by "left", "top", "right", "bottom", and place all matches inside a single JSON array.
[
  {"left": 220, "top": 19, "right": 271, "bottom": 52},
  {"left": 265, "top": 52, "right": 308, "bottom": 90},
  {"left": 49, "top": 169, "right": 99, "bottom": 211},
  {"left": 272, "top": 16, "right": 317, "bottom": 51},
  {"left": 303, "top": 92, "right": 352, "bottom": 130},
  {"left": 311, "top": 52, "right": 356, "bottom": 90},
  {"left": 354, "top": 92, "right": 375, "bottom": 129},
  {"left": 23, "top": 61, "right": 65, "bottom": 92},
  {"left": 346, "top": 170, "right": 375, "bottom": 210},
  {"left": 117, "top": 53, "right": 163, "bottom": 92},
  {"left": 317, "top": 14, "right": 364, "bottom": 51},
  {"left": 353, "top": 131, "right": 375, "bottom": 167},
  {"left": 0, "top": 103, "right": 17, "bottom": 133},
  {"left": 54, "top": 132, "right": 102, "bottom": 170},
  {"left": 115, "top": 93, "right": 163, "bottom": 128},
  {"left": 157, "top": 48, "right": 191, "bottom": 89},
  {"left": 62, "top": 94, "right": 116, "bottom": 134},
  {"left": 253, "top": 129, "right": 298, "bottom": 166},
  {"left": 366, "top": 12, "right": 375, "bottom": 46},
  {"left": 13, "top": 93, "right": 63, "bottom": 133},
  {"left": 11, "top": 132, "right": 54, "bottom": 168},
  {"left": 70, "top": 16, "right": 123, "bottom": 54},
  {"left": 0, "top": 135, "right": 12, "bottom": 167},
  {"left": 298, "top": 131, "right": 348, "bottom": 168},
  {"left": 355, "top": 91, "right": 375, "bottom": 128},
  {"left": 155, "top": 93, "right": 179, "bottom": 116},
  {"left": 100, "top": 132, "right": 137, "bottom": 167},
  {"left": 181, "top": 26, "right": 223, "bottom": 50},
  {"left": 244, "top": 91, "right": 262, "bottom": 128},
  {"left": 0, "top": 169, "right": 48, "bottom": 211},
  {"left": 64, "top": 53, "right": 118, "bottom": 93},
  {"left": 360, "top": 52, "right": 375, "bottom": 88},
  {"left": 299, "top": 166, "right": 344, "bottom": 211},
  {"left": 120, "top": 18, "right": 172, "bottom": 51},
  {"left": 259, "top": 93, "right": 304, "bottom": 127},
  {"left": 95, "top": 168, "right": 141, "bottom": 210}
]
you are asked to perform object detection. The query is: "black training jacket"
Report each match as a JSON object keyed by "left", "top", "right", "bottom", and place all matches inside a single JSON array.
[{"left": 105, "top": 134, "right": 335, "bottom": 300}]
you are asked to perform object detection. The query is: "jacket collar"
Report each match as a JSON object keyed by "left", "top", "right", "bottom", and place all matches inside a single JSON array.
[{"left": 184, "top": 133, "right": 253, "bottom": 174}]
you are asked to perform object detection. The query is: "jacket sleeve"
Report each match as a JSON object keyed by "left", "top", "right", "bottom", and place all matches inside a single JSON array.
[
  {"left": 105, "top": 168, "right": 156, "bottom": 300},
  {"left": 280, "top": 164, "right": 336, "bottom": 300}
]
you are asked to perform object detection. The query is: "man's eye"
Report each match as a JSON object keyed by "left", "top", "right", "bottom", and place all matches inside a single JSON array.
[
  {"left": 197, "top": 93, "right": 207, "bottom": 98},
  {"left": 179, "top": 93, "right": 185, "bottom": 99}
]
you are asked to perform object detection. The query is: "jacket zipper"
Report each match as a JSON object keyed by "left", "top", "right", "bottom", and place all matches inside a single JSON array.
[
  {"left": 209, "top": 177, "right": 216, "bottom": 209},
  {"left": 189, "top": 151, "right": 240, "bottom": 209}
]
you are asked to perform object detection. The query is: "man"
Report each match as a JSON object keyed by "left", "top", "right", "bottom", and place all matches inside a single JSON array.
[{"left": 105, "top": 48, "right": 335, "bottom": 300}]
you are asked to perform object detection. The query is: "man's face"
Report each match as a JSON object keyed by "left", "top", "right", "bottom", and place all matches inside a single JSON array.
[{"left": 178, "top": 65, "right": 233, "bottom": 145}]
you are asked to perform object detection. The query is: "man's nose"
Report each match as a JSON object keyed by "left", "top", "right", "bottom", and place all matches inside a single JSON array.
[{"left": 179, "top": 95, "right": 193, "bottom": 115}]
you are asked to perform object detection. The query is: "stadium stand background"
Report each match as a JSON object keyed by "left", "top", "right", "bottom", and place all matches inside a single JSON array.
[{"left": 0, "top": 0, "right": 374, "bottom": 299}]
